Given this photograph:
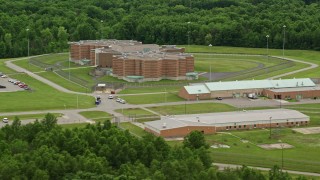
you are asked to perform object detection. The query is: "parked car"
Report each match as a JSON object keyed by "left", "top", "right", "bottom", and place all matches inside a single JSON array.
[
  {"left": 18, "top": 83, "right": 26, "bottom": 88},
  {"left": 116, "top": 98, "right": 121, "bottom": 102},
  {"left": 1, "top": 75, "right": 7, "bottom": 78},
  {"left": 216, "top": 97, "right": 223, "bottom": 100},
  {"left": 0, "top": 85, "right": 6, "bottom": 88},
  {"left": 108, "top": 95, "right": 114, "bottom": 99},
  {"left": 3, "top": 118, "right": 9, "bottom": 123},
  {"left": 119, "top": 99, "right": 126, "bottom": 104},
  {"left": 14, "top": 81, "right": 21, "bottom": 85}
]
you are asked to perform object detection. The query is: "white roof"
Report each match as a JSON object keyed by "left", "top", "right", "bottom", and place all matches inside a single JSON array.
[
  {"left": 97, "top": 84, "right": 106, "bottom": 87},
  {"left": 268, "top": 86, "right": 320, "bottom": 93},
  {"left": 185, "top": 78, "right": 315, "bottom": 92},
  {"left": 184, "top": 85, "right": 210, "bottom": 94},
  {"left": 145, "top": 109, "right": 309, "bottom": 131}
]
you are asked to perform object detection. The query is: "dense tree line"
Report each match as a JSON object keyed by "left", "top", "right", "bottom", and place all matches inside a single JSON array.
[
  {"left": 0, "top": 0, "right": 320, "bottom": 58},
  {"left": 0, "top": 114, "right": 305, "bottom": 179}
]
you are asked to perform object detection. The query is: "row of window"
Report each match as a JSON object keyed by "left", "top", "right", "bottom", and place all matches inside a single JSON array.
[{"left": 225, "top": 121, "right": 307, "bottom": 130}]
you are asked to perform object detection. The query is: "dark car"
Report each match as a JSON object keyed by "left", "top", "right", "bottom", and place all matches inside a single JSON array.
[
  {"left": 0, "top": 85, "right": 6, "bottom": 88},
  {"left": 216, "top": 97, "right": 223, "bottom": 100}
]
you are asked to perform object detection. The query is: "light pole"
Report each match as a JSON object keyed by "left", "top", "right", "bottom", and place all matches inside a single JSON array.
[
  {"left": 279, "top": 140, "right": 284, "bottom": 170},
  {"left": 187, "top": 21, "right": 191, "bottom": 52},
  {"left": 100, "top": 20, "right": 103, "bottom": 39},
  {"left": 282, "top": 25, "right": 286, "bottom": 57},
  {"left": 269, "top": 116, "right": 272, "bottom": 138},
  {"left": 26, "top": 28, "right": 30, "bottom": 66},
  {"left": 266, "top": 35, "right": 269, "bottom": 60}
]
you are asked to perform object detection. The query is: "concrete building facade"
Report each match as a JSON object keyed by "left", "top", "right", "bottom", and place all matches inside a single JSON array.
[{"left": 144, "top": 109, "right": 309, "bottom": 137}]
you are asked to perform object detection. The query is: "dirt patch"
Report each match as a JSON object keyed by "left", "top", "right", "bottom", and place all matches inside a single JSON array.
[
  {"left": 211, "top": 144, "right": 230, "bottom": 149},
  {"left": 293, "top": 127, "right": 320, "bottom": 134},
  {"left": 258, "top": 143, "right": 294, "bottom": 150}
]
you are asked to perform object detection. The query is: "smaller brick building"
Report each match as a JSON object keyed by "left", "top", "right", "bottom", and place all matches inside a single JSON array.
[
  {"left": 179, "top": 78, "right": 319, "bottom": 100},
  {"left": 263, "top": 86, "right": 320, "bottom": 100},
  {"left": 144, "top": 109, "right": 309, "bottom": 138}
]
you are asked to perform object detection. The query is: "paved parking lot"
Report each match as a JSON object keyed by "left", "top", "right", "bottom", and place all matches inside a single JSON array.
[{"left": 0, "top": 77, "right": 25, "bottom": 92}]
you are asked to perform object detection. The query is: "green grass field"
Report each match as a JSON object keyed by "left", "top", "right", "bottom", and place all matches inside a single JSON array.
[
  {"left": 186, "top": 45, "right": 320, "bottom": 78},
  {"left": 119, "top": 122, "right": 149, "bottom": 137},
  {"left": 0, "top": 74, "right": 94, "bottom": 112},
  {"left": 115, "top": 108, "right": 155, "bottom": 116},
  {"left": 37, "top": 71, "right": 89, "bottom": 93},
  {"left": 207, "top": 128, "right": 320, "bottom": 173},
  {"left": 0, "top": 113, "right": 62, "bottom": 121},
  {"left": 13, "top": 59, "right": 44, "bottom": 72},
  {"left": 115, "top": 108, "right": 159, "bottom": 123},
  {"left": 79, "top": 111, "right": 112, "bottom": 122},
  {"left": 148, "top": 102, "right": 237, "bottom": 115},
  {"left": 0, "top": 59, "right": 17, "bottom": 74},
  {"left": 194, "top": 54, "right": 281, "bottom": 72},
  {"left": 121, "top": 92, "right": 184, "bottom": 104}
]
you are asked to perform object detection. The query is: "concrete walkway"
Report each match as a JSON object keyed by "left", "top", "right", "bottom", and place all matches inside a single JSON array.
[
  {"left": 213, "top": 163, "right": 320, "bottom": 177},
  {"left": 268, "top": 56, "right": 318, "bottom": 79}
]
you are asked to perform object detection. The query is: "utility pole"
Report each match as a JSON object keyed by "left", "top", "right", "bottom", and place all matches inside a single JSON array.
[{"left": 282, "top": 25, "right": 286, "bottom": 57}]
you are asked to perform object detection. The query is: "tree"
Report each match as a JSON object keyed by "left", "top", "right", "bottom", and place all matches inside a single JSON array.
[
  {"left": 269, "top": 165, "right": 292, "bottom": 180},
  {"left": 183, "top": 131, "right": 208, "bottom": 149}
]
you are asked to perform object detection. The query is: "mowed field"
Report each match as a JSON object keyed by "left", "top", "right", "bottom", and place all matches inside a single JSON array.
[{"left": 0, "top": 74, "right": 94, "bottom": 112}]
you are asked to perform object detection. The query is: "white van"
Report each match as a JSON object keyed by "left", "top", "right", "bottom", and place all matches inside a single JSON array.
[{"left": 3, "top": 118, "right": 9, "bottom": 123}]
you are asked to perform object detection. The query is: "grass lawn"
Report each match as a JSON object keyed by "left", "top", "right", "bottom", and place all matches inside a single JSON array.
[
  {"left": 148, "top": 102, "right": 237, "bottom": 115},
  {"left": 31, "top": 53, "right": 69, "bottom": 65},
  {"left": 0, "top": 113, "right": 63, "bottom": 121},
  {"left": 119, "top": 122, "right": 149, "bottom": 137},
  {"left": 206, "top": 128, "right": 320, "bottom": 173},
  {"left": 194, "top": 54, "right": 281, "bottom": 73},
  {"left": 13, "top": 59, "right": 44, "bottom": 72},
  {"left": 115, "top": 108, "right": 159, "bottom": 123},
  {"left": 185, "top": 45, "right": 320, "bottom": 78},
  {"left": 0, "top": 74, "right": 94, "bottom": 112},
  {"left": 115, "top": 108, "right": 155, "bottom": 116},
  {"left": 0, "top": 59, "right": 17, "bottom": 74},
  {"left": 37, "top": 71, "right": 89, "bottom": 93},
  {"left": 79, "top": 111, "right": 112, "bottom": 123},
  {"left": 121, "top": 92, "right": 184, "bottom": 104}
]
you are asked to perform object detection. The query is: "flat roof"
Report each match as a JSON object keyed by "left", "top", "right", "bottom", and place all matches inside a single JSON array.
[
  {"left": 115, "top": 51, "right": 193, "bottom": 61},
  {"left": 144, "top": 109, "right": 309, "bottom": 131},
  {"left": 184, "top": 85, "right": 210, "bottom": 94},
  {"left": 186, "top": 78, "right": 315, "bottom": 92},
  {"left": 268, "top": 86, "right": 320, "bottom": 93}
]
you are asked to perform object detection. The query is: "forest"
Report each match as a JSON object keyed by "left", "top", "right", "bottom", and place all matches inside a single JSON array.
[
  {"left": 0, "top": 114, "right": 302, "bottom": 179},
  {"left": 0, "top": 0, "right": 320, "bottom": 58}
]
